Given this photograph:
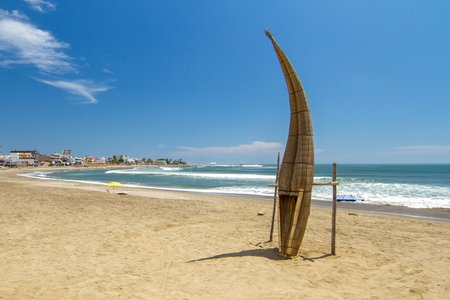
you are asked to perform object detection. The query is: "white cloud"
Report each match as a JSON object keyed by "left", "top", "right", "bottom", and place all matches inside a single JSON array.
[
  {"left": 37, "top": 79, "right": 111, "bottom": 104},
  {"left": 390, "top": 145, "right": 450, "bottom": 154},
  {"left": 24, "top": 0, "right": 56, "bottom": 13},
  {"left": 0, "top": 9, "right": 24, "bottom": 20},
  {"left": 102, "top": 68, "right": 113, "bottom": 74},
  {"left": 0, "top": 9, "right": 73, "bottom": 73},
  {"left": 0, "top": 9, "right": 112, "bottom": 104},
  {"left": 178, "top": 141, "right": 284, "bottom": 156}
]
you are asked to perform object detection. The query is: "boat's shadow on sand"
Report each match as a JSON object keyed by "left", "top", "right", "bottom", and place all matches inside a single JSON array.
[{"left": 188, "top": 244, "right": 333, "bottom": 262}]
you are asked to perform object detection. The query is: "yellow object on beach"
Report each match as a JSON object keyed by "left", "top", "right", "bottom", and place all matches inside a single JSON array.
[{"left": 106, "top": 182, "right": 122, "bottom": 193}]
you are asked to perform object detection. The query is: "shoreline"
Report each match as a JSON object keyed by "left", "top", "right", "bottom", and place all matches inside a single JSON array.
[{"left": 4, "top": 166, "right": 450, "bottom": 222}]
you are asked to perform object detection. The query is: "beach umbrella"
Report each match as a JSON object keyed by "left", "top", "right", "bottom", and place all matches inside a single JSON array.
[
  {"left": 106, "top": 181, "right": 122, "bottom": 193},
  {"left": 266, "top": 30, "right": 315, "bottom": 257}
]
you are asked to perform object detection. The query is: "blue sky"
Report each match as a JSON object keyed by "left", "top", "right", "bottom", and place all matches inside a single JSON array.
[{"left": 1, "top": 0, "right": 449, "bottom": 163}]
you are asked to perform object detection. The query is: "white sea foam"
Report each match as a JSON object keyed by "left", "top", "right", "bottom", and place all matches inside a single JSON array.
[
  {"left": 160, "top": 167, "right": 183, "bottom": 171},
  {"left": 313, "top": 176, "right": 332, "bottom": 182},
  {"left": 18, "top": 171, "right": 54, "bottom": 178},
  {"left": 105, "top": 168, "right": 275, "bottom": 180},
  {"left": 312, "top": 180, "right": 450, "bottom": 209},
  {"left": 18, "top": 172, "right": 108, "bottom": 186},
  {"left": 212, "top": 186, "right": 274, "bottom": 196},
  {"left": 241, "top": 164, "right": 264, "bottom": 168}
]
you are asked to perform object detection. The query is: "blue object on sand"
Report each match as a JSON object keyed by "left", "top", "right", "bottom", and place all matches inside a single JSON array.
[{"left": 337, "top": 194, "right": 365, "bottom": 202}]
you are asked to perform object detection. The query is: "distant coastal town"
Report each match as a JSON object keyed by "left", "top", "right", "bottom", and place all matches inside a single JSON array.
[{"left": 0, "top": 149, "right": 187, "bottom": 168}]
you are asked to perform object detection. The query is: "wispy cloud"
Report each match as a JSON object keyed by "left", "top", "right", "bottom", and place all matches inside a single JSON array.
[
  {"left": 102, "top": 68, "right": 113, "bottom": 74},
  {"left": 0, "top": 9, "right": 111, "bottom": 104},
  {"left": 390, "top": 145, "right": 450, "bottom": 154},
  {"left": 37, "top": 79, "right": 111, "bottom": 104},
  {"left": 24, "top": 0, "right": 56, "bottom": 13},
  {"left": 178, "top": 141, "right": 284, "bottom": 156},
  {"left": 316, "top": 148, "right": 325, "bottom": 153},
  {"left": 0, "top": 9, "right": 73, "bottom": 73}
]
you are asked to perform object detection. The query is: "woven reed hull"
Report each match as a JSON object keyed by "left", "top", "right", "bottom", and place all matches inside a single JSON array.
[
  {"left": 265, "top": 30, "right": 314, "bottom": 257},
  {"left": 278, "top": 193, "right": 312, "bottom": 257}
]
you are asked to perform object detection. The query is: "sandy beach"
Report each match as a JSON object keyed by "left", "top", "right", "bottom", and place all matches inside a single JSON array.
[{"left": 1, "top": 168, "right": 449, "bottom": 299}]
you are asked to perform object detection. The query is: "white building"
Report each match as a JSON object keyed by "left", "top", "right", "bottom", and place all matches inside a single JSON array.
[
  {"left": 96, "top": 157, "right": 107, "bottom": 164},
  {"left": 0, "top": 155, "right": 10, "bottom": 165},
  {"left": 10, "top": 150, "right": 38, "bottom": 166},
  {"left": 123, "top": 156, "right": 136, "bottom": 164}
]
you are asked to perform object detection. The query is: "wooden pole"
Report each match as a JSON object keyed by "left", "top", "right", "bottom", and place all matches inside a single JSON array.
[
  {"left": 269, "top": 152, "right": 280, "bottom": 242},
  {"left": 331, "top": 163, "right": 337, "bottom": 255}
]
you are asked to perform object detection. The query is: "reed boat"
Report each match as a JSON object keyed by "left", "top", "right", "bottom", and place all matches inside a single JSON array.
[{"left": 266, "top": 30, "right": 315, "bottom": 258}]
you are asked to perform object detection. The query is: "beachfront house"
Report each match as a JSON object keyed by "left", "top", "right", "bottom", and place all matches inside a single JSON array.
[
  {"left": 10, "top": 150, "right": 38, "bottom": 166},
  {"left": 82, "top": 156, "right": 107, "bottom": 165},
  {"left": 0, "top": 155, "right": 11, "bottom": 166},
  {"left": 49, "top": 153, "right": 65, "bottom": 166},
  {"left": 37, "top": 154, "right": 51, "bottom": 166},
  {"left": 84, "top": 156, "right": 96, "bottom": 164},
  {"left": 95, "top": 157, "right": 107, "bottom": 164},
  {"left": 123, "top": 156, "right": 135, "bottom": 165},
  {"left": 154, "top": 159, "right": 168, "bottom": 166}
]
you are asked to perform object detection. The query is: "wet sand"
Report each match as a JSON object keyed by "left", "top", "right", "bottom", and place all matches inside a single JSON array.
[{"left": 313, "top": 199, "right": 450, "bottom": 222}]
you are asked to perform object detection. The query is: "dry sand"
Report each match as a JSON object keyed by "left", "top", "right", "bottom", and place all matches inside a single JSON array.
[{"left": 0, "top": 168, "right": 449, "bottom": 299}]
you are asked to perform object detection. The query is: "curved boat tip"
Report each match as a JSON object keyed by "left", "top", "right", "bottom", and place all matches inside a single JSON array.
[{"left": 264, "top": 30, "right": 277, "bottom": 45}]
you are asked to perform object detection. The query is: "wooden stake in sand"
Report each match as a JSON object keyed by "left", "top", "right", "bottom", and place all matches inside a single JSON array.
[
  {"left": 331, "top": 163, "right": 337, "bottom": 255},
  {"left": 269, "top": 152, "right": 280, "bottom": 242},
  {"left": 312, "top": 164, "right": 339, "bottom": 255},
  {"left": 265, "top": 30, "right": 314, "bottom": 258}
]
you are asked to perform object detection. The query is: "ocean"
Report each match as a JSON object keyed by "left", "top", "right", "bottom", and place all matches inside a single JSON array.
[{"left": 23, "top": 164, "right": 450, "bottom": 209}]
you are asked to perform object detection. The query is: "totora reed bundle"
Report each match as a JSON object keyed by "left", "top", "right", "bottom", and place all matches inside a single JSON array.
[{"left": 265, "top": 30, "right": 315, "bottom": 257}]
